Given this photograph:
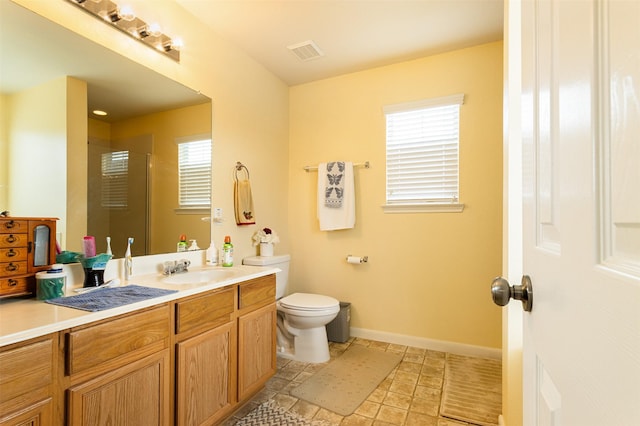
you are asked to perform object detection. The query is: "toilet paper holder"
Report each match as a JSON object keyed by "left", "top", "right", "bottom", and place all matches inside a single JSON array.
[{"left": 346, "top": 255, "right": 368, "bottom": 264}]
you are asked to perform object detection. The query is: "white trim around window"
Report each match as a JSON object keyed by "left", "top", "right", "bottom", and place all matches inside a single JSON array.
[{"left": 383, "top": 94, "right": 465, "bottom": 213}]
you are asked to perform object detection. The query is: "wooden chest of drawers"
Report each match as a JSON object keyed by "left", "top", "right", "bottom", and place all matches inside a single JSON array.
[{"left": 0, "top": 217, "right": 57, "bottom": 299}]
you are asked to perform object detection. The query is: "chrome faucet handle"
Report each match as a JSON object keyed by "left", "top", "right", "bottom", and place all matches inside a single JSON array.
[
  {"left": 163, "top": 260, "right": 177, "bottom": 275},
  {"left": 163, "top": 259, "right": 190, "bottom": 275},
  {"left": 176, "top": 259, "right": 190, "bottom": 273}
]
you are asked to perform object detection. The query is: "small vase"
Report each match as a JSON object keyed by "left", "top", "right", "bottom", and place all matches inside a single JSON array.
[{"left": 259, "top": 242, "right": 274, "bottom": 256}]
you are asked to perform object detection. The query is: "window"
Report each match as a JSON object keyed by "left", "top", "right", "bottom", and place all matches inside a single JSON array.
[
  {"left": 177, "top": 136, "right": 211, "bottom": 210},
  {"left": 101, "top": 150, "right": 129, "bottom": 208},
  {"left": 384, "top": 94, "right": 465, "bottom": 213}
]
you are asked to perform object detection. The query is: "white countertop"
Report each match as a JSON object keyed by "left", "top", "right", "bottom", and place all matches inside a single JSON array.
[{"left": 0, "top": 264, "right": 278, "bottom": 347}]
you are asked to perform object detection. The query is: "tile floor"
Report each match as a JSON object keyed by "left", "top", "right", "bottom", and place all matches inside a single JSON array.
[{"left": 224, "top": 337, "right": 499, "bottom": 426}]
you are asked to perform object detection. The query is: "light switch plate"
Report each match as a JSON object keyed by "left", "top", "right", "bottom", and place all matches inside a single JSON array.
[{"left": 213, "top": 207, "right": 223, "bottom": 224}]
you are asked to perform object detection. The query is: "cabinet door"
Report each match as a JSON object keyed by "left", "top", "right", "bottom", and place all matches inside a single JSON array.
[
  {"left": 0, "top": 398, "right": 53, "bottom": 426},
  {"left": 176, "top": 321, "right": 235, "bottom": 426},
  {"left": 237, "top": 303, "right": 276, "bottom": 402},
  {"left": 0, "top": 337, "right": 53, "bottom": 425},
  {"left": 67, "top": 351, "right": 170, "bottom": 426}
]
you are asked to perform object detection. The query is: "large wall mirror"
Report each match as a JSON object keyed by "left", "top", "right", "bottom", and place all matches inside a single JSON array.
[{"left": 1, "top": 1, "right": 212, "bottom": 258}]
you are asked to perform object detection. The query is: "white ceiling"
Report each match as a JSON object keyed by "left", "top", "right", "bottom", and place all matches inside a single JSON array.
[{"left": 177, "top": 0, "right": 504, "bottom": 86}]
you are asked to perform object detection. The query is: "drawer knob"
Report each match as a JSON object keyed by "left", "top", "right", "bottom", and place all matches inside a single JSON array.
[
  {"left": 5, "top": 234, "right": 17, "bottom": 244},
  {"left": 6, "top": 248, "right": 16, "bottom": 257},
  {"left": 4, "top": 220, "right": 15, "bottom": 229},
  {"left": 8, "top": 279, "right": 17, "bottom": 287},
  {"left": 6, "top": 263, "right": 18, "bottom": 272}
]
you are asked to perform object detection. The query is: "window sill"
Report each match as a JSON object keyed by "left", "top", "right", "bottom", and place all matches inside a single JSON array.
[
  {"left": 382, "top": 203, "right": 465, "bottom": 213},
  {"left": 174, "top": 207, "right": 210, "bottom": 215}
]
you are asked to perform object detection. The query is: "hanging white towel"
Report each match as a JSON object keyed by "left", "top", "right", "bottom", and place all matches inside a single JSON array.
[{"left": 317, "top": 162, "right": 355, "bottom": 231}]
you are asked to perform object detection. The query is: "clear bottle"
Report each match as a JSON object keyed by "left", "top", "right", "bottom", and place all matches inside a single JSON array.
[{"left": 222, "top": 236, "right": 233, "bottom": 267}]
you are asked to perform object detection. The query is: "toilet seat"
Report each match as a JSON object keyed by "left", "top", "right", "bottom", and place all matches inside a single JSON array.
[{"left": 279, "top": 293, "right": 339, "bottom": 311}]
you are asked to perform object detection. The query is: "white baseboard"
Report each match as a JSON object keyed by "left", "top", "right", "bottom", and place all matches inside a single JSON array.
[{"left": 349, "top": 327, "right": 501, "bottom": 360}]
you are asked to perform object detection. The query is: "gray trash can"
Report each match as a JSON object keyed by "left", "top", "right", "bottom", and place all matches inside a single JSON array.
[{"left": 326, "top": 302, "right": 351, "bottom": 342}]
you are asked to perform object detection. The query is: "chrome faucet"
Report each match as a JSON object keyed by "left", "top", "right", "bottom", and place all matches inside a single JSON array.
[{"left": 163, "top": 259, "right": 191, "bottom": 275}]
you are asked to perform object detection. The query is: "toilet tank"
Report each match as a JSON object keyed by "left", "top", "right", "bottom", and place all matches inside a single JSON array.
[{"left": 242, "top": 254, "right": 291, "bottom": 299}]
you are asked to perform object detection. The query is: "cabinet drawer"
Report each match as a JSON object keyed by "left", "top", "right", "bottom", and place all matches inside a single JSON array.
[
  {"left": 0, "top": 261, "right": 28, "bottom": 277},
  {"left": 0, "top": 336, "right": 53, "bottom": 417},
  {"left": 0, "top": 247, "right": 28, "bottom": 263},
  {"left": 0, "top": 220, "right": 28, "bottom": 234},
  {"left": 0, "top": 233, "right": 27, "bottom": 248},
  {"left": 67, "top": 305, "right": 170, "bottom": 376},
  {"left": 238, "top": 275, "right": 276, "bottom": 310},
  {"left": 0, "top": 276, "right": 33, "bottom": 298},
  {"left": 175, "top": 287, "right": 235, "bottom": 336}
]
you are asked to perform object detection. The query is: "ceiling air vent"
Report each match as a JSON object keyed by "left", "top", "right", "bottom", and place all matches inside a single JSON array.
[{"left": 287, "top": 40, "right": 324, "bottom": 61}]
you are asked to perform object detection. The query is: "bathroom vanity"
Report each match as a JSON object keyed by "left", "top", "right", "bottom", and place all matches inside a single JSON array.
[{"left": 0, "top": 266, "right": 277, "bottom": 426}]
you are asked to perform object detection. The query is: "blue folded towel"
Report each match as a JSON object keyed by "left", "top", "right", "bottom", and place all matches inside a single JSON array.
[{"left": 45, "top": 285, "right": 178, "bottom": 312}]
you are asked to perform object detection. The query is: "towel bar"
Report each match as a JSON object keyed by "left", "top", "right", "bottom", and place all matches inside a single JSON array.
[{"left": 303, "top": 161, "right": 370, "bottom": 172}]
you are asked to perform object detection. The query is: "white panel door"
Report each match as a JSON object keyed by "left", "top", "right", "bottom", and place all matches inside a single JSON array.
[{"left": 519, "top": 0, "right": 640, "bottom": 424}]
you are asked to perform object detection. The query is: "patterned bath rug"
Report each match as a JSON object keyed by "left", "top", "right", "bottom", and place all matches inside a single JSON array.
[
  {"left": 290, "top": 345, "right": 402, "bottom": 416},
  {"left": 234, "top": 401, "right": 333, "bottom": 426},
  {"left": 440, "top": 353, "right": 502, "bottom": 426}
]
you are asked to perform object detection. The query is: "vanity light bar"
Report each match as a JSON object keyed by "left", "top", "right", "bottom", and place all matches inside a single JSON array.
[{"left": 66, "top": 0, "right": 181, "bottom": 62}]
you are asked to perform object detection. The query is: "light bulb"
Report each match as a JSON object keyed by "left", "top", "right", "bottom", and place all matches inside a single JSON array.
[
  {"left": 118, "top": 5, "right": 135, "bottom": 21},
  {"left": 147, "top": 22, "right": 161, "bottom": 37},
  {"left": 171, "top": 38, "right": 183, "bottom": 51}
]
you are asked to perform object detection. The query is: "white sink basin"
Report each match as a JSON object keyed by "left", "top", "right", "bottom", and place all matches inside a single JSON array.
[{"left": 162, "top": 269, "right": 236, "bottom": 285}]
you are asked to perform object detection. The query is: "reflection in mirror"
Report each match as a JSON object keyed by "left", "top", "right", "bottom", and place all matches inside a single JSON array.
[
  {"left": 87, "top": 103, "right": 212, "bottom": 258},
  {"left": 1, "top": 2, "right": 212, "bottom": 258}
]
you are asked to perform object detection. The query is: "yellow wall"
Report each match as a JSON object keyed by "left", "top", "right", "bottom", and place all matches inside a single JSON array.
[
  {"left": 66, "top": 77, "right": 88, "bottom": 249},
  {"left": 0, "top": 95, "right": 8, "bottom": 208},
  {"left": 4, "top": 76, "right": 86, "bottom": 248},
  {"left": 288, "top": 41, "right": 503, "bottom": 349}
]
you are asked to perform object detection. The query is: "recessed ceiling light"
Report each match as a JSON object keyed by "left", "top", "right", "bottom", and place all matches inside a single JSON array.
[{"left": 92, "top": 110, "right": 108, "bottom": 116}]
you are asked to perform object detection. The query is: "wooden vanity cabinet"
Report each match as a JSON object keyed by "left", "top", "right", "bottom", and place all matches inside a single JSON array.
[
  {"left": 237, "top": 275, "right": 277, "bottom": 403},
  {"left": 174, "top": 274, "right": 277, "bottom": 425},
  {"left": 174, "top": 287, "right": 236, "bottom": 426},
  {"left": 0, "top": 335, "right": 56, "bottom": 426},
  {"left": 64, "top": 305, "right": 171, "bottom": 426},
  {"left": 0, "top": 273, "right": 277, "bottom": 426},
  {"left": 0, "top": 217, "right": 57, "bottom": 299}
]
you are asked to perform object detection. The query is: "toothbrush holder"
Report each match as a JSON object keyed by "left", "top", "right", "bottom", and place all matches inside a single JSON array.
[{"left": 77, "top": 253, "right": 113, "bottom": 287}]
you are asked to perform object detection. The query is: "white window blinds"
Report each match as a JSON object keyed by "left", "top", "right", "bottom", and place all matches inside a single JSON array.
[
  {"left": 384, "top": 94, "right": 464, "bottom": 206},
  {"left": 177, "top": 138, "right": 211, "bottom": 208},
  {"left": 101, "top": 150, "right": 129, "bottom": 208}
]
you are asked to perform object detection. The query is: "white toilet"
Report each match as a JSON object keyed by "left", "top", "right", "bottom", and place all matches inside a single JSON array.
[{"left": 243, "top": 254, "right": 340, "bottom": 363}]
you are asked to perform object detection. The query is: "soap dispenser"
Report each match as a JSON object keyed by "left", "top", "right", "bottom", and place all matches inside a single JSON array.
[
  {"left": 188, "top": 239, "right": 200, "bottom": 251},
  {"left": 206, "top": 240, "right": 218, "bottom": 265}
]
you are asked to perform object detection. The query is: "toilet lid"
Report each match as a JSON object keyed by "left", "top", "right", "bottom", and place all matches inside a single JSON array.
[{"left": 279, "top": 293, "right": 339, "bottom": 310}]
